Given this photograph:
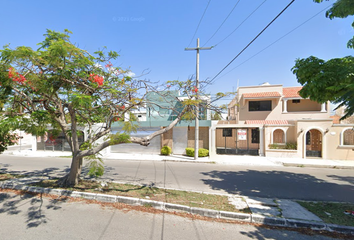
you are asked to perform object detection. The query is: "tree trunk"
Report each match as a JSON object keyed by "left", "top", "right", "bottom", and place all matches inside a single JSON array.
[{"left": 57, "top": 154, "right": 83, "bottom": 187}]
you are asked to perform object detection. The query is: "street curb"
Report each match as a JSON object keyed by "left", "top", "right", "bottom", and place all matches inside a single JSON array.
[
  {"left": 251, "top": 214, "right": 287, "bottom": 226},
  {"left": 1, "top": 182, "right": 353, "bottom": 236},
  {"left": 282, "top": 163, "right": 354, "bottom": 169},
  {"left": 285, "top": 219, "right": 327, "bottom": 231}
]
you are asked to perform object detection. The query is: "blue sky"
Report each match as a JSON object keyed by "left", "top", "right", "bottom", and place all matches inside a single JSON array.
[{"left": 0, "top": 0, "right": 353, "bottom": 104}]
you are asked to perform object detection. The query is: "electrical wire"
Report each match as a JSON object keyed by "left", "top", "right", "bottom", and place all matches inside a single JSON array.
[
  {"left": 202, "top": 0, "right": 241, "bottom": 47},
  {"left": 214, "top": 0, "right": 268, "bottom": 47},
  {"left": 210, "top": 0, "right": 295, "bottom": 83},
  {"left": 187, "top": 0, "right": 212, "bottom": 48},
  {"left": 212, "top": 4, "right": 332, "bottom": 83}
]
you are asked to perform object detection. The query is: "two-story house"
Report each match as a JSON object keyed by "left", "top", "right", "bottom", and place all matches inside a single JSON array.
[{"left": 210, "top": 83, "right": 354, "bottom": 160}]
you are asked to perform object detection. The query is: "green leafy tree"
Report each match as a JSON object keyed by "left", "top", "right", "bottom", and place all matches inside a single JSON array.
[
  {"left": 0, "top": 117, "right": 18, "bottom": 153},
  {"left": 292, "top": 0, "right": 354, "bottom": 119},
  {"left": 314, "top": 0, "right": 354, "bottom": 48},
  {"left": 0, "top": 30, "right": 194, "bottom": 186},
  {"left": 0, "top": 30, "right": 228, "bottom": 186}
]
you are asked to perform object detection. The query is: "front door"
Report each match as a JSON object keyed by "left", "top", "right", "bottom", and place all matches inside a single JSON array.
[{"left": 306, "top": 129, "right": 322, "bottom": 157}]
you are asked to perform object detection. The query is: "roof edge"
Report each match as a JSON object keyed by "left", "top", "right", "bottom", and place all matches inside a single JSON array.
[{"left": 238, "top": 84, "right": 283, "bottom": 89}]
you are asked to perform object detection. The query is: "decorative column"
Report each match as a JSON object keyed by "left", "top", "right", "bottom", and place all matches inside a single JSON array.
[
  {"left": 209, "top": 123, "right": 216, "bottom": 156},
  {"left": 259, "top": 127, "right": 264, "bottom": 156},
  {"left": 283, "top": 99, "right": 288, "bottom": 113},
  {"left": 321, "top": 103, "right": 326, "bottom": 112}
]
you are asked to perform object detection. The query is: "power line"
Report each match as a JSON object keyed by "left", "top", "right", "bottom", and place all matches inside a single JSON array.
[
  {"left": 187, "top": 0, "right": 212, "bottom": 48},
  {"left": 212, "top": 4, "right": 332, "bottom": 82},
  {"left": 214, "top": 0, "right": 268, "bottom": 47},
  {"left": 203, "top": 0, "right": 241, "bottom": 47},
  {"left": 210, "top": 0, "right": 295, "bottom": 83}
]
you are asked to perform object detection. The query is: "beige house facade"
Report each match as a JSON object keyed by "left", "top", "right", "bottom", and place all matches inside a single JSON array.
[{"left": 210, "top": 83, "right": 354, "bottom": 160}]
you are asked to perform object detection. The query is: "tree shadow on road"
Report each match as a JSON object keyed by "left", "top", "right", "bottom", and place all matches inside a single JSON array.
[
  {"left": 0, "top": 165, "right": 71, "bottom": 228},
  {"left": 0, "top": 191, "right": 67, "bottom": 228},
  {"left": 327, "top": 175, "right": 354, "bottom": 185},
  {"left": 0, "top": 166, "right": 71, "bottom": 179},
  {"left": 0, "top": 192, "right": 30, "bottom": 215},
  {"left": 201, "top": 170, "right": 354, "bottom": 202}
]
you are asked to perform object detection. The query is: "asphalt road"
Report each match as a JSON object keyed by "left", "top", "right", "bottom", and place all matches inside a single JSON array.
[
  {"left": 0, "top": 154, "right": 354, "bottom": 202},
  {"left": 0, "top": 192, "right": 340, "bottom": 240}
]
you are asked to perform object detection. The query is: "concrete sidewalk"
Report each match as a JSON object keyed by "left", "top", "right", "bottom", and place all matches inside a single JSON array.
[
  {"left": 8, "top": 147, "right": 354, "bottom": 169},
  {"left": 213, "top": 154, "right": 354, "bottom": 169}
]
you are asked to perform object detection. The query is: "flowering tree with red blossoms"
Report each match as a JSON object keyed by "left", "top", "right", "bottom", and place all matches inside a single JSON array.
[
  {"left": 0, "top": 30, "right": 191, "bottom": 186},
  {"left": 0, "top": 30, "right": 229, "bottom": 186}
]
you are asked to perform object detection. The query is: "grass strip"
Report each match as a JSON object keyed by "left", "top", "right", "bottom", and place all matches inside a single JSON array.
[
  {"left": 0, "top": 173, "right": 24, "bottom": 181},
  {"left": 33, "top": 179, "right": 250, "bottom": 213},
  {"left": 298, "top": 201, "right": 354, "bottom": 227}
]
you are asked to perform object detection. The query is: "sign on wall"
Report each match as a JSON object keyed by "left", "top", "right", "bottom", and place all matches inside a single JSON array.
[{"left": 238, "top": 129, "right": 247, "bottom": 140}]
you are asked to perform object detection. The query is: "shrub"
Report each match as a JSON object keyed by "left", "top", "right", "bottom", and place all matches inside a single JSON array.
[
  {"left": 185, "top": 148, "right": 194, "bottom": 157},
  {"left": 268, "top": 142, "right": 297, "bottom": 150},
  {"left": 161, "top": 146, "right": 172, "bottom": 155},
  {"left": 285, "top": 142, "right": 297, "bottom": 150},
  {"left": 268, "top": 143, "right": 279, "bottom": 149},
  {"left": 198, "top": 148, "right": 209, "bottom": 157},
  {"left": 185, "top": 148, "right": 209, "bottom": 157}
]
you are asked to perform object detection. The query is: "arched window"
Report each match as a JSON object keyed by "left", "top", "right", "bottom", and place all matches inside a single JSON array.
[
  {"left": 343, "top": 128, "right": 354, "bottom": 145},
  {"left": 273, "top": 129, "right": 284, "bottom": 144}
]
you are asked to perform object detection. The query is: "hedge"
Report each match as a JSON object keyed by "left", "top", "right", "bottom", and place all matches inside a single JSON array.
[{"left": 185, "top": 148, "right": 209, "bottom": 157}]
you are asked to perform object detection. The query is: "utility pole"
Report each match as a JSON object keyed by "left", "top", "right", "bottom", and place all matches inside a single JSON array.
[{"left": 185, "top": 38, "right": 212, "bottom": 160}]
